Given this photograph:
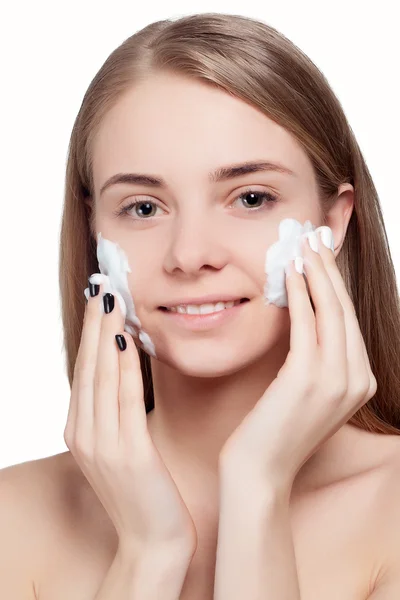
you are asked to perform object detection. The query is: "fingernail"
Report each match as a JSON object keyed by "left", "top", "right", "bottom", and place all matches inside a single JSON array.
[
  {"left": 89, "top": 277, "right": 100, "bottom": 297},
  {"left": 103, "top": 293, "right": 114, "bottom": 314},
  {"left": 307, "top": 231, "right": 319, "bottom": 253},
  {"left": 319, "top": 227, "right": 334, "bottom": 251},
  {"left": 115, "top": 334, "right": 127, "bottom": 351},
  {"left": 294, "top": 256, "right": 304, "bottom": 274}
]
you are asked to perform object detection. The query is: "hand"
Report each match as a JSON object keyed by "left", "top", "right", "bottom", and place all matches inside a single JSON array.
[
  {"left": 64, "top": 280, "right": 197, "bottom": 558},
  {"left": 219, "top": 229, "right": 377, "bottom": 491}
]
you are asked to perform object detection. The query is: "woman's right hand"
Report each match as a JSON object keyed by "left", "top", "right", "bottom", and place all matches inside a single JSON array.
[{"left": 63, "top": 277, "right": 197, "bottom": 560}]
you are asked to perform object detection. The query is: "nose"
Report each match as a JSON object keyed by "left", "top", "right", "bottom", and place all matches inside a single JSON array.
[{"left": 162, "top": 209, "right": 229, "bottom": 276}]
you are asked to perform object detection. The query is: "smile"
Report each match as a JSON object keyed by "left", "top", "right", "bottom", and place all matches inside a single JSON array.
[{"left": 158, "top": 299, "right": 250, "bottom": 331}]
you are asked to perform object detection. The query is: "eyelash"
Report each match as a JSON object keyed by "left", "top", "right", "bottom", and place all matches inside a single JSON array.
[{"left": 112, "top": 187, "right": 279, "bottom": 220}]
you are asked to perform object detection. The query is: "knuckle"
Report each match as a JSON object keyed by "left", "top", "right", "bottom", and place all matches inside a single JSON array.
[
  {"left": 93, "top": 370, "right": 109, "bottom": 394},
  {"left": 78, "top": 355, "right": 97, "bottom": 374},
  {"left": 352, "top": 377, "right": 371, "bottom": 399},
  {"left": 74, "top": 364, "right": 95, "bottom": 390},
  {"left": 367, "top": 374, "right": 378, "bottom": 399},
  {"left": 86, "top": 299, "right": 102, "bottom": 319},
  {"left": 63, "top": 427, "right": 72, "bottom": 448},
  {"left": 329, "top": 381, "right": 347, "bottom": 401},
  {"left": 73, "top": 437, "right": 93, "bottom": 461}
]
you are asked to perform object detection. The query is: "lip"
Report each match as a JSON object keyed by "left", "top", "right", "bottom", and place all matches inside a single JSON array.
[
  {"left": 158, "top": 299, "right": 250, "bottom": 330},
  {"left": 159, "top": 294, "right": 248, "bottom": 309}
]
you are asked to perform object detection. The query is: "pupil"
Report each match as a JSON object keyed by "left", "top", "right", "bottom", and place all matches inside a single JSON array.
[
  {"left": 138, "top": 202, "right": 154, "bottom": 217},
  {"left": 244, "top": 192, "right": 261, "bottom": 207}
]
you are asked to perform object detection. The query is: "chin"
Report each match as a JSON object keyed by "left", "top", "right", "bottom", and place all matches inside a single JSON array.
[{"left": 153, "top": 337, "right": 270, "bottom": 378}]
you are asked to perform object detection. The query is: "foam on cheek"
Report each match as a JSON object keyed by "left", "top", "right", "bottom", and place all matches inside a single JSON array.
[
  {"left": 83, "top": 232, "right": 157, "bottom": 358},
  {"left": 264, "top": 218, "right": 334, "bottom": 308}
]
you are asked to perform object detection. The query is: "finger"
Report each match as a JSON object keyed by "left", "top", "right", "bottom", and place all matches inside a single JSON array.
[
  {"left": 116, "top": 332, "right": 148, "bottom": 448},
  {"left": 94, "top": 288, "right": 125, "bottom": 450},
  {"left": 64, "top": 300, "right": 89, "bottom": 446},
  {"left": 359, "top": 338, "right": 377, "bottom": 396},
  {"left": 285, "top": 256, "right": 317, "bottom": 356},
  {"left": 301, "top": 233, "right": 347, "bottom": 375},
  {"left": 65, "top": 297, "right": 88, "bottom": 442},
  {"left": 72, "top": 279, "right": 104, "bottom": 448},
  {"left": 316, "top": 230, "right": 374, "bottom": 399}
]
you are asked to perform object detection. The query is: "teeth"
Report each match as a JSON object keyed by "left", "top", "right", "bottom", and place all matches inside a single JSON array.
[{"left": 167, "top": 300, "right": 240, "bottom": 314}]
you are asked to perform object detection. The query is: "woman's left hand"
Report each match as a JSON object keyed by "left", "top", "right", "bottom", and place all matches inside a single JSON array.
[{"left": 219, "top": 228, "right": 377, "bottom": 492}]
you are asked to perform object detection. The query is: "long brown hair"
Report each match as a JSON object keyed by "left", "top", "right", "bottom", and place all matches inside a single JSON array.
[{"left": 59, "top": 12, "right": 400, "bottom": 432}]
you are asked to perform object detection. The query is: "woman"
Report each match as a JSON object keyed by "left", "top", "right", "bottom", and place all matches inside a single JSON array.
[{"left": 1, "top": 12, "right": 400, "bottom": 600}]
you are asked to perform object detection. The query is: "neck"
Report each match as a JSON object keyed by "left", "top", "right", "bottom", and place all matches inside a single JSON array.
[
  {"left": 147, "top": 335, "right": 290, "bottom": 476},
  {"left": 146, "top": 342, "right": 368, "bottom": 499}
]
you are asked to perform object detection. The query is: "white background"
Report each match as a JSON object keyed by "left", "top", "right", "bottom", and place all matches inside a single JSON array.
[{"left": 1, "top": 1, "right": 399, "bottom": 469}]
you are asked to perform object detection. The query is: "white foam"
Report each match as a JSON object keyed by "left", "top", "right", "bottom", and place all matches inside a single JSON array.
[
  {"left": 264, "top": 219, "right": 334, "bottom": 307},
  {"left": 84, "top": 232, "right": 157, "bottom": 358}
]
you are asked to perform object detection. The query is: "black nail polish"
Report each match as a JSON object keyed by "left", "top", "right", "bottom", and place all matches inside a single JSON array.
[
  {"left": 103, "top": 293, "right": 114, "bottom": 314},
  {"left": 89, "top": 278, "right": 100, "bottom": 297},
  {"left": 116, "top": 334, "right": 127, "bottom": 351}
]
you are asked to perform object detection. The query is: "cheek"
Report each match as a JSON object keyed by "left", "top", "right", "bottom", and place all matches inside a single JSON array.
[
  {"left": 238, "top": 238, "right": 275, "bottom": 290},
  {"left": 254, "top": 304, "right": 291, "bottom": 358},
  {"left": 126, "top": 267, "right": 155, "bottom": 312}
]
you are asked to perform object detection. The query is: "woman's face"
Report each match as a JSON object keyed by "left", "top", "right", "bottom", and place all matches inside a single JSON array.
[{"left": 90, "top": 73, "right": 322, "bottom": 376}]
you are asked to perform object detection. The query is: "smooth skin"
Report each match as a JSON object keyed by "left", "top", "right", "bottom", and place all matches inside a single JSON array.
[
  {"left": 75, "top": 73, "right": 397, "bottom": 597},
  {"left": 63, "top": 283, "right": 198, "bottom": 560},
  {"left": 214, "top": 228, "right": 380, "bottom": 599},
  {"left": 219, "top": 229, "right": 377, "bottom": 487}
]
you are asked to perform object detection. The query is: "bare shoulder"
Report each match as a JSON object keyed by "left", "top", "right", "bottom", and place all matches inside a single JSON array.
[
  {"left": 367, "top": 434, "right": 400, "bottom": 597},
  {"left": 0, "top": 451, "right": 83, "bottom": 599}
]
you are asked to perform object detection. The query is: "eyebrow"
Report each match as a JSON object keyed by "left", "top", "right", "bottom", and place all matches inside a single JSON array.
[{"left": 99, "top": 160, "right": 296, "bottom": 196}]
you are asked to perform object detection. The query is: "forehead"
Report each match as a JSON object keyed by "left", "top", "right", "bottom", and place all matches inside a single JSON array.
[{"left": 92, "top": 73, "right": 315, "bottom": 193}]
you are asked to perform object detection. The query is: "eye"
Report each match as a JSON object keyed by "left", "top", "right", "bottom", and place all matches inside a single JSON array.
[
  {"left": 113, "top": 187, "right": 279, "bottom": 221},
  {"left": 113, "top": 198, "right": 163, "bottom": 220},
  {"left": 232, "top": 188, "right": 279, "bottom": 211}
]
